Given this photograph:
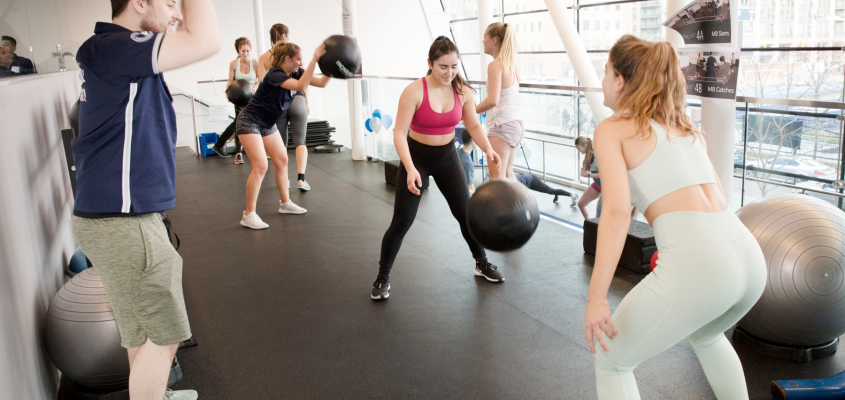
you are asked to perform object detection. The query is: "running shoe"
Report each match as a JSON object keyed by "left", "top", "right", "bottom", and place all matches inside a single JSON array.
[
  {"left": 570, "top": 193, "right": 579, "bottom": 208},
  {"left": 278, "top": 200, "right": 307, "bottom": 214},
  {"left": 164, "top": 389, "right": 198, "bottom": 400},
  {"left": 475, "top": 260, "right": 504, "bottom": 283},
  {"left": 371, "top": 274, "right": 390, "bottom": 300},
  {"left": 211, "top": 145, "right": 231, "bottom": 158},
  {"left": 298, "top": 180, "right": 311, "bottom": 192},
  {"left": 240, "top": 211, "right": 269, "bottom": 229},
  {"left": 234, "top": 153, "right": 244, "bottom": 165}
]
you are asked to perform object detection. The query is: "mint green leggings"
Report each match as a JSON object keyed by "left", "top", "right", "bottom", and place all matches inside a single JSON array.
[{"left": 594, "top": 208, "right": 766, "bottom": 400}]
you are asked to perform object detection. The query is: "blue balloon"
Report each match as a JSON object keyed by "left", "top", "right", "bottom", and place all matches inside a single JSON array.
[
  {"left": 373, "top": 109, "right": 382, "bottom": 119},
  {"left": 382, "top": 115, "right": 393, "bottom": 129},
  {"left": 365, "top": 118, "right": 373, "bottom": 132}
]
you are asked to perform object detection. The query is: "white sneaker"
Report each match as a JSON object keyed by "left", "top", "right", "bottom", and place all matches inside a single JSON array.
[
  {"left": 278, "top": 200, "right": 307, "bottom": 214},
  {"left": 240, "top": 211, "right": 269, "bottom": 229},
  {"left": 164, "top": 389, "right": 198, "bottom": 400},
  {"left": 298, "top": 180, "right": 311, "bottom": 191}
]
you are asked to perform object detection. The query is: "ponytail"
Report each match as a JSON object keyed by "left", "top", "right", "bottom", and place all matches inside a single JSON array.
[
  {"left": 608, "top": 35, "right": 700, "bottom": 142},
  {"left": 486, "top": 22, "right": 517, "bottom": 73},
  {"left": 575, "top": 136, "right": 594, "bottom": 171},
  {"left": 270, "top": 42, "right": 300, "bottom": 69},
  {"left": 426, "top": 36, "right": 475, "bottom": 96},
  {"left": 270, "top": 24, "right": 289, "bottom": 45}
]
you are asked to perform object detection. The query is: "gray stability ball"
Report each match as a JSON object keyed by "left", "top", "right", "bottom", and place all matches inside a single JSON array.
[
  {"left": 44, "top": 268, "right": 129, "bottom": 390},
  {"left": 736, "top": 193, "right": 845, "bottom": 347}
]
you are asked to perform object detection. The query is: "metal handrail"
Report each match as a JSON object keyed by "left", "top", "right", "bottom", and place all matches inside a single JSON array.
[
  {"left": 735, "top": 174, "right": 845, "bottom": 199},
  {"left": 736, "top": 96, "right": 845, "bottom": 109}
]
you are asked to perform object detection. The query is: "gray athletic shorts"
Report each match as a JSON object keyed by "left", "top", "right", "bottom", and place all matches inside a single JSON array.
[
  {"left": 277, "top": 92, "right": 308, "bottom": 147},
  {"left": 487, "top": 119, "right": 524, "bottom": 148},
  {"left": 236, "top": 112, "right": 278, "bottom": 137},
  {"left": 72, "top": 214, "right": 192, "bottom": 348}
]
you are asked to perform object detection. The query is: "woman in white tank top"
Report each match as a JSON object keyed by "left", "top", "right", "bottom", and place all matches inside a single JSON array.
[
  {"left": 476, "top": 22, "right": 523, "bottom": 179},
  {"left": 585, "top": 35, "right": 766, "bottom": 399}
]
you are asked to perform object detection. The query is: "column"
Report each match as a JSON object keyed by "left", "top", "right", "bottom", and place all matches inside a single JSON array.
[{"left": 343, "top": 0, "right": 366, "bottom": 160}]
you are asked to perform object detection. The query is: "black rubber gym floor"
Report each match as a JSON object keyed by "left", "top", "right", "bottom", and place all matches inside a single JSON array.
[{"left": 168, "top": 147, "right": 845, "bottom": 399}]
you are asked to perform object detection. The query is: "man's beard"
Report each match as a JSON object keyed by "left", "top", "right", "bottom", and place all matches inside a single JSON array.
[{"left": 140, "top": 11, "right": 167, "bottom": 33}]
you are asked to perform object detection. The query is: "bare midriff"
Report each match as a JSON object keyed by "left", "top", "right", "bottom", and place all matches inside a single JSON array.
[
  {"left": 409, "top": 130, "right": 456, "bottom": 146},
  {"left": 643, "top": 184, "right": 728, "bottom": 225}
]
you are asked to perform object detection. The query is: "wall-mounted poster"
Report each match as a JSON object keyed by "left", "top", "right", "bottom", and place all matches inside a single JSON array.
[
  {"left": 679, "top": 48, "right": 741, "bottom": 101},
  {"left": 664, "top": 0, "right": 732, "bottom": 45}
]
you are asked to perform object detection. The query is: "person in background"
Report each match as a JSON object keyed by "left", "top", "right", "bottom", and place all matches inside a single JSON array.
[
  {"left": 1, "top": 36, "right": 35, "bottom": 75},
  {"left": 0, "top": 46, "right": 18, "bottom": 78},
  {"left": 457, "top": 130, "right": 478, "bottom": 193},
  {"left": 211, "top": 37, "right": 258, "bottom": 164},
  {"left": 475, "top": 22, "right": 522, "bottom": 179},
  {"left": 459, "top": 131, "right": 578, "bottom": 206}
]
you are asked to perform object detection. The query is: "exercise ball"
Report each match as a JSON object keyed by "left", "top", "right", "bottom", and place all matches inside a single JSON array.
[
  {"left": 66, "top": 247, "right": 90, "bottom": 278},
  {"left": 736, "top": 193, "right": 845, "bottom": 347},
  {"left": 69, "top": 100, "right": 80, "bottom": 138},
  {"left": 226, "top": 79, "right": 254, "bottom": 108},
  {"left": 467, "top": 178, "right": 540, "bottom": 252},
  {"left": 45, "top": 268, "right": 129, "bottom": 390},
  {"left": 650, "top": 251, "right": 658, "bottom": 272},
  {"left": 318, "top": 35, "right": 362, "bottom": 79}
]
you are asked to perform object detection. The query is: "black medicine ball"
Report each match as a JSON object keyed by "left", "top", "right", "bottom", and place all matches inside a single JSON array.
[
  {"left": 467, "top": 179, "right": 540, "bottom": 252},
  {"left": 318, "top": 35, "right": 362, "bottom": 79},
  {"left": 226, "top": 79, "right": 254, "bottom": 108}
]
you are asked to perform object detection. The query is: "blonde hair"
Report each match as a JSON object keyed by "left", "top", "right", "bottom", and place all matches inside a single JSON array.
[
  {"left": 608, "top": 35, "right": 701, "bottom": 142},
  {"left": 575, "top": 136, "right": 594, "bottom": 171},
  {"left": 486, "top": 22, "right": 517, "bottom": 73},
  {"left": 270, "top": 42, "right": 300, "bottom": 69}
]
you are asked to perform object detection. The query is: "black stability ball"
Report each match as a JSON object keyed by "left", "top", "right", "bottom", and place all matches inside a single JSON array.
[
  {"left": 467, "top": 178, "right": 540, "bottom": 252},
  {"left": 69, "top": 100, "right": 80, "bottom": 138},
  {"left": 318, "top": 35, "right": 362, "bottom": 79},
  {"left": 226, "top": 79, "right": 254, "bottom": 108}
]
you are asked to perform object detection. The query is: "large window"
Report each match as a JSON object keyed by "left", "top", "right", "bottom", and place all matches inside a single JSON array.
[{"left": 443, "top": 0, "right": 843, "bottom": 102}]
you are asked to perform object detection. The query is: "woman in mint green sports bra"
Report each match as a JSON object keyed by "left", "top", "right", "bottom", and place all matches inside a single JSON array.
[
  {"left": 585, "top": 35, "right": 766, "bottom": 400},
  {"left": 212, "top": 37, "right": 258, "bottom": 164}
]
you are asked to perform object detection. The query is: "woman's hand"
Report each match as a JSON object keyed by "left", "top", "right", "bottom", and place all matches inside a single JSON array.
[
  {"left": 486, "top": 149, "right": 502, "bottom": 175},
  {"left": 406, "top": 167, "right": 423, "bottom": 195},
  {"left": 580, "top": 168, "right": 590, "bottom": 178},
  {"left": 584, "top": 302, "right": 617, "bottom": 355},
  {"left": 313, "top": 43, "right": 326, "bottom": 62}
]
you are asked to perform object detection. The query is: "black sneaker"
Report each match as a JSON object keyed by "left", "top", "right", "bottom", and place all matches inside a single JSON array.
[
  {"left": 371, "top": 274, "right": 390, "bottom": 300},
  {"left": 211, "top": 145, "right": 231, "bottom": 158},
  {"left": 475, "top": 259, "right": 504, "bottom": 283}
]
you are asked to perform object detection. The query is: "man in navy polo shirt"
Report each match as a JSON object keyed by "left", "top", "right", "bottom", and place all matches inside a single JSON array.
[{"left": 71, "top": 0, "right": 219, "bottom": 398}]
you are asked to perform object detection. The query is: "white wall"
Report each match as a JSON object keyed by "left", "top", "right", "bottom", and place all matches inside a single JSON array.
[{"left": 0, "top": 71, "right": 80, "bottom": 400}]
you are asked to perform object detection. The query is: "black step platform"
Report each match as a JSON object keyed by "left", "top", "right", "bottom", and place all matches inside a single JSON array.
[{"left": 583, "top": 218, "right": 656, "bottom": 274}]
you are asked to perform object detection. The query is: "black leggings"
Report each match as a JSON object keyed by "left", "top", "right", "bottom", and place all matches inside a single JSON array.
[
  {"left": 379, "top": 136, "right": 486, "bottom": 274},
  {"left": 214, "top": 105, "right": 243, "bottom": 152},
  {"left": 525, "top": 175, "right": 573, "bottom": 197}
]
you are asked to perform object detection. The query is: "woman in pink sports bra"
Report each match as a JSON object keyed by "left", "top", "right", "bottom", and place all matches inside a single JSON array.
[
  {"left": 370, "top": 37, "right": 503, "bottom": 300},
  {"left": 476, "top": 22, "right": 523, "bottom": 179}
]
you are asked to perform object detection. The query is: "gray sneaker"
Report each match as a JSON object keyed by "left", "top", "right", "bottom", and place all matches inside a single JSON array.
[
  {"left": 371, "top": 274, "right": 390, "bottom": 300},
  {"left": 475, "top": 260, "right": 504, "bottom": 283},
  {"left": 570, "top": 193, "right": 579, "bottom": 208},
  {"left": 164, "top": 389, "right": 198, "bottom": 400},
  {"left": 211, "top": 145, "right": 230, "bottom": 158}
]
